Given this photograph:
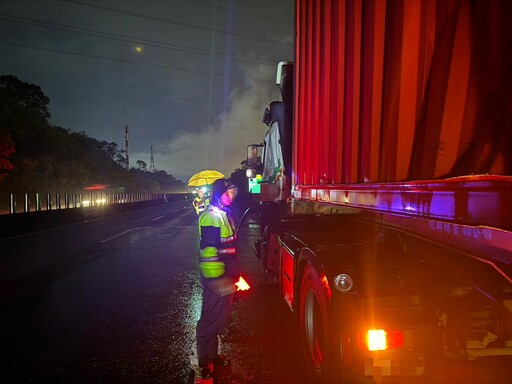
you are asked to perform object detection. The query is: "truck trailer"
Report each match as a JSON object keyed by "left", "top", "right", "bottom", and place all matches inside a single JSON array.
[{"left": 243, "top": 0, "right": 512, "bottom": 383}]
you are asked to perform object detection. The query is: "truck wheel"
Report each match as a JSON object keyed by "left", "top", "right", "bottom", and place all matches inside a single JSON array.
[{"left": 299, "top": 263, "right": 340, "bottom": 383}]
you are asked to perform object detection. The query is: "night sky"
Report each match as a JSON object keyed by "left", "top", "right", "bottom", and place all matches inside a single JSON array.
[{"left": 0, "top": 0, "right": 294, "bottom": 183}]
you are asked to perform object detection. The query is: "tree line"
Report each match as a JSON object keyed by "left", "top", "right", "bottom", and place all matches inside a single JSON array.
[{"left": 0, "top": 75, "right": 187, "bottom": 211}]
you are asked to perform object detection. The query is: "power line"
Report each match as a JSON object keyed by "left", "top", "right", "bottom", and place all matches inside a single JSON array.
[
  {"left": 61, "top": 0, "right": 293, "bottom": 48},
  {"left": 185, "top": 0, "right": 294, "bottom": 26},
  {"left": 0, "top": 40, "right": 275, "bottom": 83},
  {"left": 0, "top": 14, "right": 283, "bottom": 66},
  {"left": 0, "top": 2, "right": 290, "bottom": 179}
]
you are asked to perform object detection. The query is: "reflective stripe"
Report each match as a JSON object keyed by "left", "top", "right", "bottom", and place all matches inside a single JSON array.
[
  {"left": 201, "top": 246, "right": 218, "bottom": 257},
  {"left": 221, "top": 235, "right": 235, "bottom": 243},
  {"left": 200, "top": 256, "right": 221, "bottom": 262},
  {"left": 199, "top": 261, "right": 224, "bottom": 278},
  {"left": 219, "top": 247, "right": 236, "bottom": 254}
]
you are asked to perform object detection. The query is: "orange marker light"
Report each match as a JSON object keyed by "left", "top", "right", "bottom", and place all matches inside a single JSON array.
[
  {"left": 366, "top": 329, "right": 387, "bottom": 351},
  {"left": 235, "top": 276, "right": 251, "bottom": 291},
  {"left": 360, "top": 329, "right": 404, "bottom": 351}
]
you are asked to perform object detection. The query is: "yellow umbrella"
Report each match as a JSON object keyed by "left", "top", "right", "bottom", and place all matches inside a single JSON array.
[{"left": 187, "top": 169, "right": 225, "bottom": 187}]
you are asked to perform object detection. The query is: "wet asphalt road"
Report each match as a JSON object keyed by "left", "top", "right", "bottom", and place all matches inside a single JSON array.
[{"left": 1, "top": 202, "right": 306, "bottom": 383}]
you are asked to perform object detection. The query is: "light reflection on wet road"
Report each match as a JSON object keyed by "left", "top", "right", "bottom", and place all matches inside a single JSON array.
[
  {"left": 3, "top": 203, "right": 512, "bottom": 383},
  {"left": 1, "top": 204, "right": 305, "bottom": 383}
]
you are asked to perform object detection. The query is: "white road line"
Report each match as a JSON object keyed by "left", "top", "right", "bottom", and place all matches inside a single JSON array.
[
  {"left": 152, "top": 215, "right": 165, "bottom": 221},
  {"left": 100, "top": 229, "right": 135, "bottom": 243}
]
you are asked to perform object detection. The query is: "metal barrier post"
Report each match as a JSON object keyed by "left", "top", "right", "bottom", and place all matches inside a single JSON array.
[
  {"left": 9, "top": 193, "right": 16, "bottom": 214},
  {"left": 46, "top": 193, "right": 52, "bottom": 210},
  {"left": 24, "top": 193, "right": 30, "bottom": 212},
  {"left": 35, "top": 193, "right": 41, "bottom": 211}
]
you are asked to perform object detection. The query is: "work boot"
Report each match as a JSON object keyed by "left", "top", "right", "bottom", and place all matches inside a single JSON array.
[
  {"left": 212, "top": 355, "right": 232, "bottom": 384},
  {"left": 191, "top": 364, "right": 213, "bottom": 384}
]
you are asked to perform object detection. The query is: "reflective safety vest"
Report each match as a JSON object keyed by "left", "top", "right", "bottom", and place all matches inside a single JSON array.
[
  {"left": 198, "top": 205, "right": 237, "bottom": 278},
  {"left": 193, "top": 196, "right": 209, "bottom": 215}
]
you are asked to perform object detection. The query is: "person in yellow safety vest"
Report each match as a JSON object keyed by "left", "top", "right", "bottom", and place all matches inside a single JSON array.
[
  {"left": 193, "top": 188, "right": 210, "bottom": 215},
  {"left": 193, "top": 179, "right": 240, "bottom": 382}
]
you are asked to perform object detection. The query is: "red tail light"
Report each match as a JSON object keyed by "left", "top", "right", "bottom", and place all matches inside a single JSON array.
[
  {"left": 386, "top": 329, "right": 404, "bottom": 349},
  {"left": 357, "top": 329, "right": 404, "bottom": 351}
]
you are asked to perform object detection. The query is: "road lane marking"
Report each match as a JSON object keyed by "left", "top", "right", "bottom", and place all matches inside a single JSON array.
[
  {"left": 100, "top": 229, "right": 135, "bottom": 243},
  {"left": 152, "top": 215, "right": 165, "bottom": 221}
]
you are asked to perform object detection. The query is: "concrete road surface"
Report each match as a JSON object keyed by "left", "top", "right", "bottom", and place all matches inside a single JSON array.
[{"left": 1, "top": 202, "right": 306, "bottom": 383}]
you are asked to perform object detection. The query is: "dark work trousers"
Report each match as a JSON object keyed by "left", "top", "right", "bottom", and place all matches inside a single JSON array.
[{"left": 196, "top": 278, "right": 234, "bottom": 368}]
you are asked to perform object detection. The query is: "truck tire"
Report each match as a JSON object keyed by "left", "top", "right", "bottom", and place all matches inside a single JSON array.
[{"left": 299, "top": 263, "right": 340, "bottom": 383}]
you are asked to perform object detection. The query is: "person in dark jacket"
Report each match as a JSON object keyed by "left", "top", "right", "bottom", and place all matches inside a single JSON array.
[{"left": 192, "top": 178, "right": 240, "bottom": 382}]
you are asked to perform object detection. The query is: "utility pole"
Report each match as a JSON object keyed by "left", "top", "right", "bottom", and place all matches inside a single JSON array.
[
  {"left": 150, "top": 145, "right": 156, "bottom": 173},
  {"left": 124, "top": 124, "right": 129, "bottom": 170}
]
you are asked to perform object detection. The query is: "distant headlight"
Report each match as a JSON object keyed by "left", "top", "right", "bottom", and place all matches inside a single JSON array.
[{"left": 333, "top": 273, "right": 353, "bottom": 292}]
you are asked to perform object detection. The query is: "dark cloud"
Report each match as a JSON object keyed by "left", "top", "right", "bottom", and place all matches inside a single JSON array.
[{"left": 0, "top": 0, "right": 293, "bottom": 181}]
